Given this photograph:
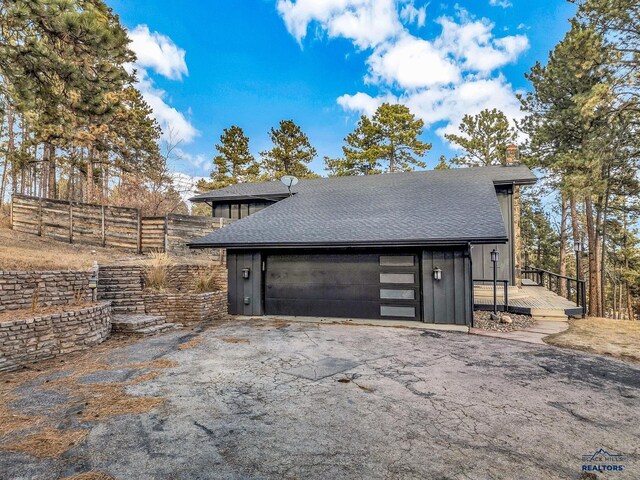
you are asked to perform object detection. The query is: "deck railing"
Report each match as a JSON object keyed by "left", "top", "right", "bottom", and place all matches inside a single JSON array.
[
  {"left": 473, "top": 279, "right": 510, "bottom": 312},
  {"left": 522, "top": 267, "right": 587, "bottom": 317}
]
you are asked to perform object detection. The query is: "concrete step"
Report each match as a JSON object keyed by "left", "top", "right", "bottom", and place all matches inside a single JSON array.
[
  {"left": 133, "top": 323, "right": 180, "bottom": 336},
  {"left": 112, "top": 314, "right": 166, "bottom": 333},
  {"left": 531, "top": 314, "right": 568, "bottom": 322}
]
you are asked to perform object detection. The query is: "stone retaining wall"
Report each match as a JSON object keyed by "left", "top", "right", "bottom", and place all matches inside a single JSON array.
[
  {"left": 142, "top": 291, "right": 226, "bottom": 324},
  {"left": 97, "top": 265, "right": 145, "bottom": 314},
  {"left": 98, "top": 264, "right": 227, "bottom": 314},
  {"left": 0, "top": 302, "right": 111, "bottom": 373},
  {"left": 0, "top": 271, "right": 93, "bottom": 313},
  {"left": 164, "top": 264, "right": 227, "bottom": 292}
]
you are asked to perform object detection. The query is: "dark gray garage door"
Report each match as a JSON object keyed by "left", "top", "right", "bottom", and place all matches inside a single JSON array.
[{"left": 265, "top": 253, "right": 421, "bottom": 320}]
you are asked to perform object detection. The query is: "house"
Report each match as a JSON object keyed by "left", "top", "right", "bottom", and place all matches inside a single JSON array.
[{"left": 189, "top": 165, "right": 537, "bottom": 326}]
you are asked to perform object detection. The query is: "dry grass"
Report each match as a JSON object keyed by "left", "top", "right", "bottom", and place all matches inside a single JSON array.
[
  {"left": 221, "top": 337, "right": 250, "bottom": 344},
  {"left": 0, "top": 225, "right": 138, "bottom": 271},
  {"left": 143, "top": 251, "right": 172, "bottom": 291},
  {"left": 61, "top": 472, "right": 115, "bottom": 480},
  {"left": 0, "top": 303, "right": 92, "bottom": 323},
  {"left": 193, "top": 271, "right": 222, "bottom": 293},
  {"left": 0, "top": 336, "right": 175, "bottom": 458},
  {"left": 0, "top": 429, "right": 88, "bottom": 458},
  {"left": 0, "top": 405, "right": 43, "bottom": 438},
  {"left": 178, "top": 336, "right": 205, "bottom": 350},
  {"left": 544, "top": 317, "right": 640, "bottom": 362}
]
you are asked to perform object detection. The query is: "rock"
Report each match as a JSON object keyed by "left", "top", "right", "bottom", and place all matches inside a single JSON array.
[{"left": 500, "top": 315, "right": 513, "bottom": 325}]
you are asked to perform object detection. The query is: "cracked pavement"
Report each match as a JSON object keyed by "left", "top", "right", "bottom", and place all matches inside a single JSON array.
[{"left": 2, "top": 319, "right": 639, "bottom": 479}]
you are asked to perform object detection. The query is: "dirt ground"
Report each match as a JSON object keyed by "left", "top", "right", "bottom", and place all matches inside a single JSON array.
[
  {"left": 545, "top": 317, "right": 640, "bottom": 363},
  {"left": 0, "top": 226, "right": 139, "bottom": 271},
  {"left": 1, "top": 319, "right": 638, "bottom": 480},
  {"left": 0, "top": 224, "right": 221, "bottom": 271}
]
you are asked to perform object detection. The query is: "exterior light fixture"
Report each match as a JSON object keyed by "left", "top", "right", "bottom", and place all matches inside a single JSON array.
[
  {"left": 89, "top": 273, "right": 98, "bottom": 302},
  {"left": 433, "top": 267, "right": 442, "bottom": 281},
  {"left": 573, "top": 241, "right": 583, "bottom": 252},
  {"left": 242, "top": 268, "right": 251, "bottom": 279},
  {"left": 490, "top": 249, "right": 499, "bottom": 316}
]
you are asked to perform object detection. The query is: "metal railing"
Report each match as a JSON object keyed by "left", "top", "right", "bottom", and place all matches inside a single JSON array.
[
  {"left": 473, "top": 279, "right": 510, "bottom": 312},
  {"left": 522, "top": 267, "right": 587, "bottom": 317}
]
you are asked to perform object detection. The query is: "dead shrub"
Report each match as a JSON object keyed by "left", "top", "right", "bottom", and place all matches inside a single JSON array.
[
  {"left": 193, "top": 271, "right": 222, "bottom": 293},
  {"left": 144, "top": 252, "right": 172, "bottom": 291}
]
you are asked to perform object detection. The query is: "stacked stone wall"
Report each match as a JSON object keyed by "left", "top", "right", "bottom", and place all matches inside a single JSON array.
[
  {"left": 0, "top": 302, "right": 111, "bottom": 372},
  {"left": 0, "top": 271, "right": 92, "bottom": 313}
]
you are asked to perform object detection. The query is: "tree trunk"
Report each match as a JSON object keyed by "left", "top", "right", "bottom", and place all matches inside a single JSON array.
[
  {"left": 87, "top": 147, "right": 94, "bottom": 203},
  {"left": 559, "top": 195, "right": 568, "bottom": 297},
  {"left": 0, "top": 106, "right": 15, "bottom": 206},
  {"left": 585, "top": 196, "right": 599, "bottom": 317},
  {"left": 599, "top": 176, "right": 611, "bottom": 317},
  {"left": 47, "top": 143, "right": 56, "bottom": 199}
]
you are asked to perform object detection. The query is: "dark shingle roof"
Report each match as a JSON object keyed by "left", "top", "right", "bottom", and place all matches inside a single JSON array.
[
  {"left": 189, "top": 165, "right": 536, "bottom": 248},
  {"left": 189, "top": 164, "right": 536, "bottom": 203}
]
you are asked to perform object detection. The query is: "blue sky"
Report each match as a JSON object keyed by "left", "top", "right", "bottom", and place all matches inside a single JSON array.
[{"left": 109, "top": 0, "right": 576, "bottom": 180}]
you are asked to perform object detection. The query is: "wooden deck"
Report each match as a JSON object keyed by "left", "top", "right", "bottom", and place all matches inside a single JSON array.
[{"left": 474, "top": 285, "right": 583, "bottom": 318}]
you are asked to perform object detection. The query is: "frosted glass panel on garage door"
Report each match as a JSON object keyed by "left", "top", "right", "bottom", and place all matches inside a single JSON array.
[
  {"left": 380, "top": 306, "right": 416, "bottom": 318},
  {"left": 380, "top": 289, "right": 415, "bottom": 300},
  {"left": 379, "top": 273, "right": 415, "bottom": 284}
]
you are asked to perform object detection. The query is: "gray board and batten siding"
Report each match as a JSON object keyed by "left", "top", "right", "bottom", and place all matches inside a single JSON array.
[
  {"left": 227, "top": 247, "right": 472, "bottom": 325},
  {"left": 470, "top": 186, "right": 515, "bottom": 285}
]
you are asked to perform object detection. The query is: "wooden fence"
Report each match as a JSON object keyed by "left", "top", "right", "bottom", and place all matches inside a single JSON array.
[{"left": 11, "top": 194, "right": 233, "bottom": 253}]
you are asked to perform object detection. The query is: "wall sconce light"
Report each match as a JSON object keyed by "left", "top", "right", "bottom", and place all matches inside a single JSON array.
[
  {"left": 433, "top": 267, "right": 442, "bottom": 281},
  {"left": 242, "top": 268, "right": 250, "bottom": 279},
  {"left": 89, "top": 274, "right": 98, "bottom": 303},
  {"left": 490, "top": 249, "right": 499, "bottom": 263}
]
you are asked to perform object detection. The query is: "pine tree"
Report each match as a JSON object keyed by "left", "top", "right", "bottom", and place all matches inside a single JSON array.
[
  {"left": 445, "top": 109, "right": 518, "bottom": 167},
  {"left": 434, "top": 155, "right": 450, "bottom": 170},
  {"left": 204, "top": 126, "right": 258, "bottom": 190},
  {"left": 341, "top": 103, "right": 430, "bottom": 174},
  {"left": 260, "top": 120, "right": 318, "bottom": 179}
]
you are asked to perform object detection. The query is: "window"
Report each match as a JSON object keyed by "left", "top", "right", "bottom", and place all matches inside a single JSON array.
[
  {"left": 379, "top": 255, "right": 414, "bottom": 267},
  {"left": 380, "top": 289, "right": 415, "bottom": 300},
  {"left": 380, "top": 273, "right": 414, "bottom": 284},
  {"left": 381, "top": 306, "right": 416, "bottom": 318}
]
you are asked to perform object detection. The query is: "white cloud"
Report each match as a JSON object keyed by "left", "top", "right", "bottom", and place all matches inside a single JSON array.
[
  {"left": 276, "top": 0, "right": 402, "bottom": 49},
  {"left": 436, "top": 16, "right": 529, "bottom": 74},
  {"left": 173, "top": 148, "right": 209, "bottom": 172},
  {"left": 489, "top": 0, "right": 512, "bottom": 8},
  {"left": 127, "top": 26, "right": 199, "bottom": 144},
  {"left": 337, "top": 91, "right": 391, "bottom": 116},
  {"left": 135, "top": 70, "right": 199, "bottom": 144},
  {"left": 276, "top": 2, "right": 530, "bottom": 142},
  {"left": 399, "top": 2, "right": 427, "bottom": 27},
  {"left": 366, "top": 33, "right": 460, "bottom": 89},
  {"left": 129, "top": 25, "right": 188, "bottom": 80}
]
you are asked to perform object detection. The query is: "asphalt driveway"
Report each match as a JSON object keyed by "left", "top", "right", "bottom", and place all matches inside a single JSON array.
[{"left": 1, "top": 319, "right": 639, "bottom": 480}]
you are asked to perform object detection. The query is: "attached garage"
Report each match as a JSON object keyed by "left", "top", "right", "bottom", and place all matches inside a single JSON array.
[
  {"left": 190, "top": 166, "right": 537, "bottom": 326},
  {"left": 227, "top": 248, "right": 472, "bottom": 325}
]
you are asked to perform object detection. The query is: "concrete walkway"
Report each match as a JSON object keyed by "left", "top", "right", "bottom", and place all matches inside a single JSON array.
[{"left": 470, "top": 319, "right": 569, "bottom": 345}]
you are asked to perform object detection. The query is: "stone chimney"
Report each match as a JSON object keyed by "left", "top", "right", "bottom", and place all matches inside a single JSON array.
[{"left": 506, "top": 144, "right": 518, "bottom": 165}]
